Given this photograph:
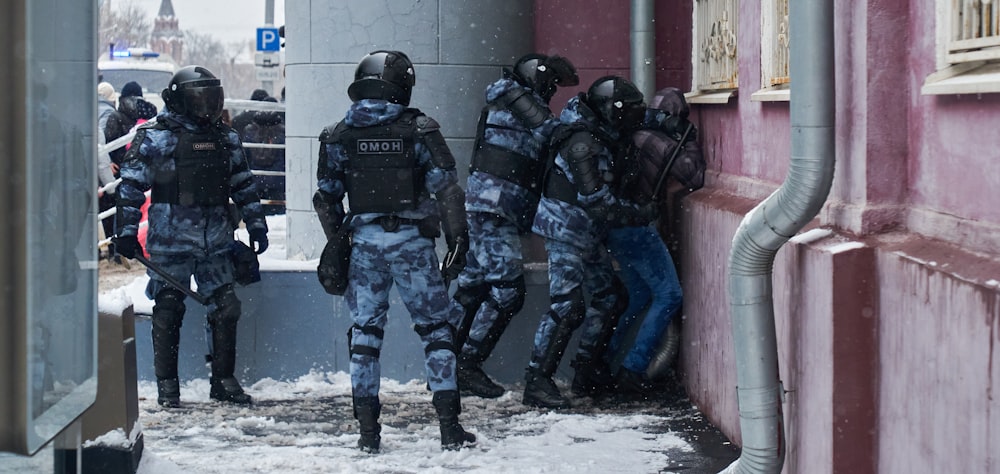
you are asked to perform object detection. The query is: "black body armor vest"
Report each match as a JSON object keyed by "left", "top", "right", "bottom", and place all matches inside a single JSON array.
[
  {"left": 151, "top": 124, "right": 231, "bottom": 206},
  {"left": 469, "top": 105, "right": 545, "bottom": 194},
  {"left": 338, "top": 111, "right": 425, "bottom": 214}
]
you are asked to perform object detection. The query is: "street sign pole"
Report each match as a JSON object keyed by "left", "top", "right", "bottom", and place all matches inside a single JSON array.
[{"left": 262, "top": 0, "right": 276, "bottom": 94}]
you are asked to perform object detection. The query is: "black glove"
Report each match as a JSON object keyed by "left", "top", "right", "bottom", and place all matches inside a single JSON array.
[
  {"left": 113, "top": 235, "right": 142, "bottom": 259},
  {"left": 249, "top": 228, "right": 269, "bottom": 254},
  {"left": 441, "top": 234, "right": 469, "bottom": 284}
]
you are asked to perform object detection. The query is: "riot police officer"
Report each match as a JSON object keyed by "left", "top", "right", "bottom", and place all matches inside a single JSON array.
[
  {"left": 313, "top": 50, "right": 476, "bottom": 452},
  {"left": 114, "top": 66, "right": 269, "bottom": 408},
  {"left": 451, "top": 53, "right": 578, "bottom": 399},
  {"left": 523, "top": 76, "right": 647, "bottom": 409}
]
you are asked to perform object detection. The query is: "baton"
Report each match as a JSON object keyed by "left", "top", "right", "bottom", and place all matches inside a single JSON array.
[
  {"left": 650, "top": 122, "right": 695, "bottom": 202},
  {"left": 133, "top": 253, "right": 210, "bottom": 306}
]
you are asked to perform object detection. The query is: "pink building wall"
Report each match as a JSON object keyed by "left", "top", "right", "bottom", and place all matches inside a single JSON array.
[{"left": 537, "top": 0, "right": 1000, "bottom": 471}]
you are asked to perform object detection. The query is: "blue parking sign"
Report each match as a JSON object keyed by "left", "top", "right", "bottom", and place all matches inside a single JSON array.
[{"left": 256, "top": 27, "right": 281, "bottom": 52}]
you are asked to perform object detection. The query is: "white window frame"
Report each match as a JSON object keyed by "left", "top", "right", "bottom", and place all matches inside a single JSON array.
[
  {"left": 688, "top": 0, "right": 739, "bottom": 104},
  {"left": 922, "top": 0, "right": 1000, "bottom": 95},
  {"left": 752, "top": 0, "right": 790, "bottom": 102}
]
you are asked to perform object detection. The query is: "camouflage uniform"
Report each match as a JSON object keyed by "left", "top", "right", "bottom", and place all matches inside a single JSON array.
[
  {"left": 523, "top": 96, "right": 624, "bottom": 407},
  {"left": 315, "top": 99, "right": 461, "bottom": 399},
  {"left": 118, "top": 110, "right": 267, "bottom": 298},
  {"left": 117, "top": 108, "right": 267, "bottom": 406},
  {"left": 454, "top": 78, "right": 561, "bottom": 394}
]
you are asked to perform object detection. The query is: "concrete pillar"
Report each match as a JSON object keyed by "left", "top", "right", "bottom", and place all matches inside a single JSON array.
[
  {"left": 283, "top": 0, "right": 535, "bottom": 258},
  {"left": 80, "top": 306, "right": 143, "bottom": 474}
]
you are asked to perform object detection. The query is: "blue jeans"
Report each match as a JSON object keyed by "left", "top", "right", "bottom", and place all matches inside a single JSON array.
[{"left": 605, "top": 225, "right": 683, "bottom": 374}]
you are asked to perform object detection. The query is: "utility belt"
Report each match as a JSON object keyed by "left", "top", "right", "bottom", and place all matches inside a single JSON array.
[
  {"left": 543, "top": 169, "right": 579, "bottom": 205},
  {"left": 470, "top": 144, "right": 544, "bottom": 194},
  {"left": 368, "top": 215, "right": 441, "bottom": 238}
]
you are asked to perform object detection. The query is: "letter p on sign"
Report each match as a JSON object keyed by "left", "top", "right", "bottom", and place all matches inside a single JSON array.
[{"left": 256, "top": 27, "right": 281, "bottom": 52}]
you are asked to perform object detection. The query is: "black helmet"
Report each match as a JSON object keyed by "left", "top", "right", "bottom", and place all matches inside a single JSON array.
[
  {"left": 509, "top": 53, "right": 579, "bottom": 101},
  {"left": 585, "top": 76, "right": 646, "bottom": 133},
  {"left": 161, "top": 65, "right": 225, "bottom": 124},
  {"left": 347, "top": 50, "right": 416, "bottom": 106}
]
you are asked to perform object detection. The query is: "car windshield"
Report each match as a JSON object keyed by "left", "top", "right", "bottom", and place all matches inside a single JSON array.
[{"left": 99, "top": 69, "right": 174, "bottom": 95}]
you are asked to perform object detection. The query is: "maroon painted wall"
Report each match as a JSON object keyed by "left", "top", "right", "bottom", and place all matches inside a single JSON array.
[{"left": 534, "top": 0, "right": 692, "bottom": 109}]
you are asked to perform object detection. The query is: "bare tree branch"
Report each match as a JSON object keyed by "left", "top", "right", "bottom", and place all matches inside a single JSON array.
[{"left": 99, "top": 0, "right": 151, "bottom": 54}]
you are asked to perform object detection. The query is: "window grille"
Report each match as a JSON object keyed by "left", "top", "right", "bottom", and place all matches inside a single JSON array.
[
  {"left": 695, "top": 0, "right": 739, "bottom": 91},
  {"left": 948, "top": 0, "right": 1000, "bottom": 63},
  {"left": 762, "top": 0, "right": 790, "bottom": 87}
]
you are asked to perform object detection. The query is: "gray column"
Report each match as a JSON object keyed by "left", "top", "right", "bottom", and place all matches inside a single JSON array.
[{"left": 283, "top": 0, "right": 534, "bottom": 258}]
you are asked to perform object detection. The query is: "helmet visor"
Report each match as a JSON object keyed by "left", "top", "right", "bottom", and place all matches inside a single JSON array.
[
  {"left": 182, "top": 85, "right": 225, "bottom": 123},
  {"left": 615, "top": 100, "right": 647, "bottom": 132}
]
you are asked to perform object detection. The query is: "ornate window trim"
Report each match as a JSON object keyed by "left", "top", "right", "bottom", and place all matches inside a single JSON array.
[
  {"left": 688, "top": 0, "right": 739, "bottom": 104},
  {"left": 752, "top": 0, "right": 790, "bottom": 102}
]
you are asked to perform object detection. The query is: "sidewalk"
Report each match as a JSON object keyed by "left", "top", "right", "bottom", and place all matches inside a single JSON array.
[{"left": 133, "top": 372, "right": 738, "bottom": 473}]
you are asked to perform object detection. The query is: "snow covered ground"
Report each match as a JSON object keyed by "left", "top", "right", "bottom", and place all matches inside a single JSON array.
[
  {"left": 91, "top": 215, "right": 738, "bottom": 473},
  {"left": 130, "top": 372, "right": 736, "bottom": 474}
]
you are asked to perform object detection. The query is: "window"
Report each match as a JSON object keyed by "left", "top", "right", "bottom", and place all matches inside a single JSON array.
[
  {"left": 753, "top": 0, "right": 791, "bottom": 102},
  {"left": 948, "top": 0, "right": 1000, "bottom": 63},
  {"left": 689, "top": 0, "right": 739, "bottom": 104},
  {"left": 0, "top": 0, "right": 99, "bottom": 455},
  {"left": 923, "top": 0, "right": 1000, "bottom": 95}
]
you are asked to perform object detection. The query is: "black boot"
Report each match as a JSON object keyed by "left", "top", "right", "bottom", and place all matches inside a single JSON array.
[
  {"left": 210, "top": 376, "right": 252, "bottom": 404},
  {"left": 152, "top": 289, "right": 185, "bottom": 408},
  {"left": 571, "top": 280, "right": 626, "bottom": 398},
  {"left": 209, "top": 324, "right": 252, "bottom": 404},
  {"left": 156, "top": 378, "right": 181, "bottom": 408},
  {"left": 614, "top": 368, "right": 658, "bottom": 401},
  {"left": 522, "top": 311, "right": 576, "bottom": 409},
  {"left": 457, "top": 353, "right": 504, "bottom": 398},
  {"left": 457, "top": 295, "right": 518, "bottom": 399},
  {"left": 570, "top": 354, "right": 615, "bottom": 397},
  {"left": 353, "top": 396, "right": 382, "bottom": 453},
  {"left": 432, "top": 390, "right": 476, "bottom": 451},
  {"left": 523, "top": 367, "right": 571, "bottom": 409}
]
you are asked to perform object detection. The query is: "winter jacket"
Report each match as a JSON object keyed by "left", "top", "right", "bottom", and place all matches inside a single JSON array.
[
  {"left": 98, "top": 99, "right": 116, "bottom": 135},
  {"left": 105, "top": 96, "right": 158, "bottom": 165},
  {"left": 241, "top": 108, "right": 285, "bottom": 171}
]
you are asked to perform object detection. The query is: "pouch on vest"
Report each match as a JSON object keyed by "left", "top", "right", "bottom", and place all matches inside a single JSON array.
[{"left": 318, "top": 226, "right": 352, "bottom": 296}]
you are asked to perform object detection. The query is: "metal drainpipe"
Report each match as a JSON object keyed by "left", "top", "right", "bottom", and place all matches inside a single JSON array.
[
  {"left": 630, "top": 0, "right": 655, "bottom": 99},
  {"left": 720, "top": 0, "right": 835, "bottom": 473}
]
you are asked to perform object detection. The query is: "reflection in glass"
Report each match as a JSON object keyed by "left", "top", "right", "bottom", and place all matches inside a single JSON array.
[{"left": 19, "top": 0, "right": 99, "bottom": 454}]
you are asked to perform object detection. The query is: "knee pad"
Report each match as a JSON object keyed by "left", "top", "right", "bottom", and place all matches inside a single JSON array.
[
  {"left": 152, "top": 289, "right": 186, "bottom": 328},
  {"left": 493, "top": 275, "right": 526, "bottom": 316},
  {"left": 348, "top": 324, "right": 384, "bottom": 358},
  {"left": 552, "top": 286, "right": 586, "bottom": 328},
  {"left": 208, "top": 284, "right": 241, "bottom": 327},
  {"left": 453, "top": 283, "right": 488, "bottom": 312},
  {"left": 414, "top": 321, "right": 456, "bottom": 356}
]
